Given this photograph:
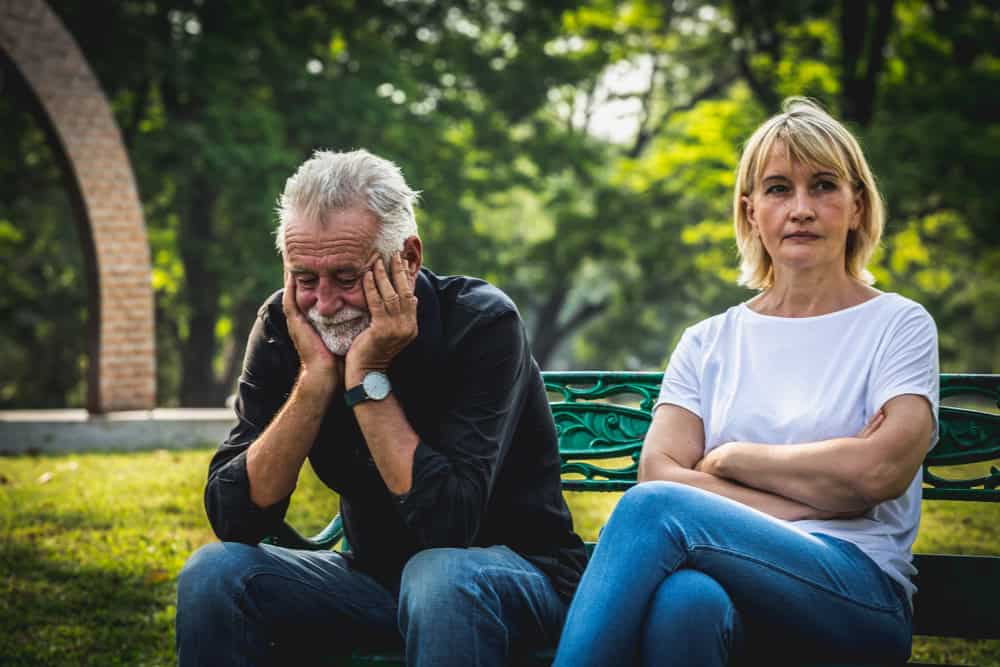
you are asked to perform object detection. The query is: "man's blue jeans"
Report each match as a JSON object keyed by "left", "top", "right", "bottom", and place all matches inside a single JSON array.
[
  {"left": 175, "top": 542, "right": 567, "bottom": 666},
  {"left": 553, "top": 482, "right": 912, "bottom": 667}
]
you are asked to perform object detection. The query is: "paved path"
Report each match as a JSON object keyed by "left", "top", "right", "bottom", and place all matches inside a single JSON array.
[{"left": 0, "top": 409, "right": 234, "bottom": 454}]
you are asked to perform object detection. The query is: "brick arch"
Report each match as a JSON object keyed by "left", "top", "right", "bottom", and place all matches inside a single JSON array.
[{"left": 0, "top": 0, "right": 155, "bottom": 411}]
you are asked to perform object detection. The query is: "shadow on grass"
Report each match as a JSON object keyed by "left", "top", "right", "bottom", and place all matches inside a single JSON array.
[
  {"left": 5, "top": 508, "right": 115, "bottom": 533},
  {"left": 0, "top": 540, "right": 177, "bottom": 667}
]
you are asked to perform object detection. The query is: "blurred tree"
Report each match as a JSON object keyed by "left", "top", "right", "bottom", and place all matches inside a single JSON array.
[
  {"left": 2, "top": 0, "right": 995, "bottom": 408},
  {"left": 518, "top": 0, "right": 1000, "bottom": 371},
  {"left": 44, "top": 0, "right": 580, "bottom": 404}
]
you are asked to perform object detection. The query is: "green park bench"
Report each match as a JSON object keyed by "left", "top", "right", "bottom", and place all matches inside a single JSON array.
[{"left": 266, "top": 372, "right": 1000, "bottom": 666}]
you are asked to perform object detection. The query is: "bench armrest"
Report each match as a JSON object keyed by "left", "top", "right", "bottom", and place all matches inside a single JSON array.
[{"left": 261, "top": 514, "right": 344, "bottom": 551}]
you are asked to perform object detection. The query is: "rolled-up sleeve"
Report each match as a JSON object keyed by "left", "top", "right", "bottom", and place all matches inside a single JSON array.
[
  {"left": 394, "top": 311, "right": 527, "bottom": 548},
  {"left": 204, "top": 303, "right": 296, "bottom": 544}
]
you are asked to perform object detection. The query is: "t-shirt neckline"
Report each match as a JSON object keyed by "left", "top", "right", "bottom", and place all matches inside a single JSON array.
[{"left": 740, "top": 292, "right": 890, "bottom": 322}]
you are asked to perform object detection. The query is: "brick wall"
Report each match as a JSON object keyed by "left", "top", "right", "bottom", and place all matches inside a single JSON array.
[{"left": 0, "top": 0, "right": 155, "bottom": 411}]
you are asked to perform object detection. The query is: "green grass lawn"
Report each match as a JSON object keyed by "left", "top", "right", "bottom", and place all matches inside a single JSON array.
[{"left": 1, "top": 449, "right": 998, "bottom": 666}]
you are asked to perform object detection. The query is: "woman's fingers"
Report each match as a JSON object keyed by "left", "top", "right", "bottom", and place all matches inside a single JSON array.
[{"left": 857, "top": 410, "right": 885, "bottom": 438}]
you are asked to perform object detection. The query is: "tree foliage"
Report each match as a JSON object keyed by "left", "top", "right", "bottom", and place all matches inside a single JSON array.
[{"left": 1, "top": 0, "right": 996, "bottom": 408}]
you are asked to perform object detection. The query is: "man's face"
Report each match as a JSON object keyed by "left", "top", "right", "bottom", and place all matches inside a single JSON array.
[{"left": 284, "top": 207, "right": 381, "bottom": 356}]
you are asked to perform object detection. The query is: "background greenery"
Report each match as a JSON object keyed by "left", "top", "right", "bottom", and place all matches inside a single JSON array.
[
  {"left": 1, "top": 0, "right": 997, "bottom": 408},
  {"left": 1, "top": 449, "right": 998, "bottom": 666},
  {"left": 2, "top": 4, "right": 997, "bottom": 664}
]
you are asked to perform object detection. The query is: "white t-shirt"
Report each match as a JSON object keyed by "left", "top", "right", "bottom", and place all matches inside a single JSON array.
[{"left": 654, "top": 292, "right": 939, "bottom": 601}]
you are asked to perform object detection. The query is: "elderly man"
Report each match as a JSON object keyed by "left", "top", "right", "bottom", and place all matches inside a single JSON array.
[{"left": 175, "top": 149, "right": 587, "bottom": 666}]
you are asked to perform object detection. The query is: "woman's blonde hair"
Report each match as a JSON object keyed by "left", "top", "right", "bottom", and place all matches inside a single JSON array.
[{"left": 733, "top": 97, "right": 884, "bottom": 289}]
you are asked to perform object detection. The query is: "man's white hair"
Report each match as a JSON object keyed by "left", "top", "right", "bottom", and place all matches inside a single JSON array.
[{"left": 275, "top": 149, "right": 419, "bottom": 259}]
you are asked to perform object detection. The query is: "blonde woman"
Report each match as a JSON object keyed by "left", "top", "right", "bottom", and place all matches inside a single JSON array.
[{"left": 554, "top": 99, "right": 938, "bottom": 666}]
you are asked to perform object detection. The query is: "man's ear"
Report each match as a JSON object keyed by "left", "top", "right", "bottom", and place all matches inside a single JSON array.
[{"left": 401, "top": 236, "right": 423, "bottom": 283}]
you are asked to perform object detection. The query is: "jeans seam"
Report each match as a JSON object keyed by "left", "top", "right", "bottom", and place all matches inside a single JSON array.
[
  {"left": 471, "top": 564, "right": 556, "bottom": 647},
  {"left": 687, "top": 543, "right": 903, "bottom": 614},
  {"left": 239, "top": 566, "right": 397, "bottom": 612}
]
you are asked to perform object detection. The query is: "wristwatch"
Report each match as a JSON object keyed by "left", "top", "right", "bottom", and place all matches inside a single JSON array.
[{"left": 345, "top": 371, "right": 392, "bottom": 407}]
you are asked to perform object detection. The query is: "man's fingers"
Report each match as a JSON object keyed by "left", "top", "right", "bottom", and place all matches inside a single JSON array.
[
  {"left": 373, "top": 258, "right": 400, "bottom": 309},
  {"left": 363, "top": 269, "right": 385, "bottom": 314},
  {"left": 392, "top": 252, "right": 413, "bottom": 297},
  {"left": 283, "top": 270, "right": 297, "bottom": 315}
]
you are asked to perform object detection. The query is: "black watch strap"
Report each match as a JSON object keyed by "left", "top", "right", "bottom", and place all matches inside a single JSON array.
[{"left": 344, "top": 384, "right": 369, "bottom": 408}]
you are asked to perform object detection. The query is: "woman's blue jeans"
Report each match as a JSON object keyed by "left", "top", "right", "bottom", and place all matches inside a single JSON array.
[
  {"left": 553, "top": 482, "right": 912, "bottom": 667},
  {"left": 175, "top": 542, "right": 566, "bottom": 666}
]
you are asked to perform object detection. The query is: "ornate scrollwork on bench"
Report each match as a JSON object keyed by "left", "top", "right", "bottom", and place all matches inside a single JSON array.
[
  {"left": 545, "top": 372, "right": 660, "bottom": 492},
  {"left": 924, "top": 374, "right": 1000, "bottom": 501},
  {"left": 553, "top": 403, "right": 648, "bottom": 491},
  {"left": 544, "top": 372, "right": 662, "bottom": 412}
]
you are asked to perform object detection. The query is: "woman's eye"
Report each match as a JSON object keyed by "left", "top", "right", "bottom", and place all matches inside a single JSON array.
[
  {"left": 815, "top": 180, "right": 837, "bottom": 191},
  {"left": 765, "top": 184, "right": 788, "bottom": 195}
]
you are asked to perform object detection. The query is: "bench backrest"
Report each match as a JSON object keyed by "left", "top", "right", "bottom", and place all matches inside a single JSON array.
[{"left": 545, "top": 371, "right": 1000, "bottom": 501}]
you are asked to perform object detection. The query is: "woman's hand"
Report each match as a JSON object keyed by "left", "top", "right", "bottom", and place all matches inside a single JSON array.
[
  {"left": 856, "top": 410, "right": 884, "bottom": 438},
  {"left": 639, "top": 405, "right": 846, "bottom": 521},
  {"left": 697, "top": 409, "right": 886, "bottom": 477},
  {"left": 694, "top": 397, "right": 933, "bottom": 514},
  {"left": 695, "top": 441, "right": 742, "bottom": 477}
]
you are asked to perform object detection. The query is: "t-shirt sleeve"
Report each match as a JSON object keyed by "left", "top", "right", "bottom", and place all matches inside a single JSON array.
[
  {"left": 870, "top": 303, "right": 940, "bottom": 447},
  {"left": 653, "top": 326, "right": 703, "bottom": 417}
]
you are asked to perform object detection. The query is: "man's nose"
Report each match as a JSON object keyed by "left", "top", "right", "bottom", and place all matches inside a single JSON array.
[{"left": 315, "top": 281, "right": 346, "bottom": 317}]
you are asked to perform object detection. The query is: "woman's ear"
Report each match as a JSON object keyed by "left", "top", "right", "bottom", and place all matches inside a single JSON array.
[
  {"left": 742, "top": 195, "right": 757, "bottom": 229},
  {"left": 851, "top": 190, "right": 864, "bottom": 229}
]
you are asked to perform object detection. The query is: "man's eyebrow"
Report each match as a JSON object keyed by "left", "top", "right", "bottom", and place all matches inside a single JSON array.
[
  {"left": 288, "top": 267, "right": 315, "bottom": 275},
  {"left": 338, "top": 256, "right": 379, "bottom": 276}
]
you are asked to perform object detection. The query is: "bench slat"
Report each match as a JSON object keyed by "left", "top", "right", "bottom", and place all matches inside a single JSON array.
[{"left": 911, "top": 553, "right": 1000, "bottom": 639}]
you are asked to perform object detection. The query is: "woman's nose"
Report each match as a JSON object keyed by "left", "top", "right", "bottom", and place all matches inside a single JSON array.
[{"left": 790, "top": 189, "right": 816, "bottom": 222}]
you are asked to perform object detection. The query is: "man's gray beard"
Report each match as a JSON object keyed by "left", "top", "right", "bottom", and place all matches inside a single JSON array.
[{"left": 306, "top": 305, "right": 370, "bottom": 356}]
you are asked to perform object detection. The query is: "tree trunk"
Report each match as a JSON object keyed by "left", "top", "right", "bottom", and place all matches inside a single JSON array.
[
  {"left": 220, "top": 298, "right": 263, "bottom": 400},
  {"left": 530, "top": 286, "right": 609, "bottom": 370},
  {"left": 530, "top": 284, "right": 568, "bottom": 369},
  {"left": 178, "top": 177, "right": 225, "bottom": 406},
  {"left": 839, "top": 0, "right": 894, "bottom": 126}
]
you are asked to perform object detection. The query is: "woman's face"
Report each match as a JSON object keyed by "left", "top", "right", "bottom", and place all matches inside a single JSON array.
[{"left": 744, "top": 142, "right": 861, "bottom": 280}]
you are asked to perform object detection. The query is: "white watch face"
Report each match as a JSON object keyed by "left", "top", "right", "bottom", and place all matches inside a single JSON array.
[{"left": 363, "top": 372, "right": 391, "bottom": 400}]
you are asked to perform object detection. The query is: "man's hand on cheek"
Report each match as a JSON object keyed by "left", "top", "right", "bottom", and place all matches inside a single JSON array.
[
  {"left": 282, "top": 270, "right": 342, "bottom": 392},
  {"left": 346, "top": 252, "right": 419, "bottom": 385}
]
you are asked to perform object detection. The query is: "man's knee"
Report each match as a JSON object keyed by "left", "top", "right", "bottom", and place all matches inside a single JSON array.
[
  {"left": 399, "top": 548, "right": 500, "bottom": 623},
  {"left": 177, "top": 541, "right": 262, "bottom": 611}
]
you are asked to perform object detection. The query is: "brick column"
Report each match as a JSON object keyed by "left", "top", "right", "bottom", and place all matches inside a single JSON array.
[{"left": 0, "top": 0, "right": 155, "bottom": 411}]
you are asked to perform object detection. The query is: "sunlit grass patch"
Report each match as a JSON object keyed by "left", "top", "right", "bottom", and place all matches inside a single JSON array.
[{"left": 0, "top": 449, "right": 997, "bottom": 666}]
